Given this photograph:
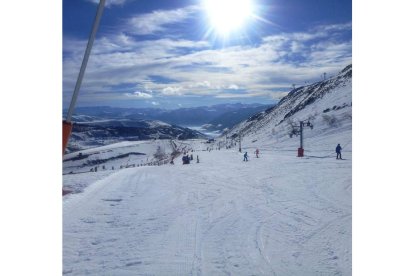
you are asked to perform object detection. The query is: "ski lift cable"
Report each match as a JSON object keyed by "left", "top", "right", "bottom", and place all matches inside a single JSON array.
[{"left": 62, "top": 0, "right": 106, "bottom": 155}]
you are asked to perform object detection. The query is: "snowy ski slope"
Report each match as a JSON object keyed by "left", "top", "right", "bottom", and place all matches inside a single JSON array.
[
  {"left": 63, "top": 65, "right": 352, "bottom": 275},
  {"left": 63, "top": 146, "right": 351, "bottom": 275}
]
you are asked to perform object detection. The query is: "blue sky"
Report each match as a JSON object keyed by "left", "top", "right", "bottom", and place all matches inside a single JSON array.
[{"left": 63, "top": 0, "right": 351, "bottom": 109}]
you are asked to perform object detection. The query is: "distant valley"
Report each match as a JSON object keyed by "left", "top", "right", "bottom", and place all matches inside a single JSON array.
[{"left": 64, "top": 103, "right": 272, "bottom": 152}]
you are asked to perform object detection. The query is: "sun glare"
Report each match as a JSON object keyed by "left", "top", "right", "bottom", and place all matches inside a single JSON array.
[{"left": 203, "top": 0, "right": 253, "bottom": 36}]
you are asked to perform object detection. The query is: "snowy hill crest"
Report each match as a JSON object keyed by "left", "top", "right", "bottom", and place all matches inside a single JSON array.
[{"left": 225, "top": 64, "right": 352, "bottom": 145}]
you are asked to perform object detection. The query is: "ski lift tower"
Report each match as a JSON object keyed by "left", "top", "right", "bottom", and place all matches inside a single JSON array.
[
  {"left": 289, "top": 120, "right": 313, "bottom": 157},
  {"left": 238, "top": 132, "right": 242, "bottom": 152}
]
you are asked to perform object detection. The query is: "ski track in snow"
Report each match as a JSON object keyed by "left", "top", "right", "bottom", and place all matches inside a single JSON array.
[{"left": 63, "top": 146, "right": 351, "bottom": 275}]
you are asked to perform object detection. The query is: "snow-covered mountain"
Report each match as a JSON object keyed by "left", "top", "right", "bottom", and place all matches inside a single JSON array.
[
  {"left": 200, "top": 104, "right": 273, "bottom": 132},
  {"left": 223, "top": 64, "right": 352, "bottom": 153},
  {"left": 65, "top": 103, "right": 271, "bottom": 127},
  {"left": 66, "top": 119, "right": 206, "bottom": 153}
]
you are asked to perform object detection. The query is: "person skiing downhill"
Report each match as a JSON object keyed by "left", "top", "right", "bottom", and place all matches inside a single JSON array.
[
  {"left": 255, "top": 149, "right": 259, "bottom": 158},
  {"left": 336, "top": 144, "right": 342, "bottom": 159},
  {"left": 243, "top": 152, "right": 248, "bottom": 161}
]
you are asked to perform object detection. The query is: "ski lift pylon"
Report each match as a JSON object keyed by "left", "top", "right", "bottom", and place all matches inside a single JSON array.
[{"left": 62, "top": 0, "right": 106, "bottom": 155}]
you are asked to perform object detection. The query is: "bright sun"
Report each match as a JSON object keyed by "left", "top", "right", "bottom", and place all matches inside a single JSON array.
[{"left": 203, "top": 0, "right": 253, "bottom": 36}]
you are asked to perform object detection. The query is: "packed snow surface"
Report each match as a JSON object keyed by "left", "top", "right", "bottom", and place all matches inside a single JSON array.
[
  {"left": 63, "top": 143, "right": 351, "bottom": 275},
  {"left": 63, "top": 66, "right": 352, "bottom": 275}
]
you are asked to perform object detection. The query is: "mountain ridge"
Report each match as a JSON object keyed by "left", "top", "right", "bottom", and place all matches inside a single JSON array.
[
  {"left": 64, "top": 103, "right": 272, "bottom": 127},
  {"left": 223, "top": 64, "right": 352, "bottom": 150}
]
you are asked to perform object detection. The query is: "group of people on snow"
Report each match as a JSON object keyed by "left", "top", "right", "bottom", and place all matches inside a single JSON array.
[
  {"left": 178, "top": 144, "right": 344, "bottom": 164},
  {"left": 182, "top": 153, "right": 198, "bottom": 165},
  {"left": 240, "top": 145, "right": 343, "bottom": 161},
  {"left": 182, "top": 154, "right": 191, "bottom": 164}
]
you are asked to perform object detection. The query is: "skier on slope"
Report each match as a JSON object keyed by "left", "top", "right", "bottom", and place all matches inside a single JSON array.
[
  {"left": 336, "top": 144, "right": 342, "bottom": 160},
  {"left": 255, "top": 148, "right": 259, "bottom": 158},
  {"left": 182, "top": 155, "right": 187, "bottom": 164},
  {"left": 243, "top": 152, "right": 248, "bottom": 162}
]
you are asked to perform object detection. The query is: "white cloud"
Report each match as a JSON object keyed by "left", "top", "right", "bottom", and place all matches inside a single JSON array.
[
  {"left": 262, "top": 22, "right": 352, "bottom": 44},
  {"left": 190, "top": 81, "right": 211, "bottom": 88},
  {"left": 290, "top": 41, "right": 302, "bottom": 53},
  {"left": 128, "top": 6, "right": 199, "bottom": 35},
  {"left": 228, "top": 84, "right": 239, "bottom": 90},
  {"left": 162, "top": 86, "right": 183, "bottom": 96},
  {"left": 63, "top": 22, "right": 351, "bottom": 104},
  {"left": 65, "top": 36, "right": 209, "bottom": 56},
  {"left": 124, "top": 91, "right": 153, "bottom": 98},
  {"left": 215, "top": 92, "right": 267, "bottom": 98},
  {"left": 314, "top": 22, "right": 352, "bottom": 33}
]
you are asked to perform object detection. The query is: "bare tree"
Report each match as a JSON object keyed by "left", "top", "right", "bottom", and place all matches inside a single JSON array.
[{"left": 154, "top": 146, "right": 166, "bottom": 161}]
